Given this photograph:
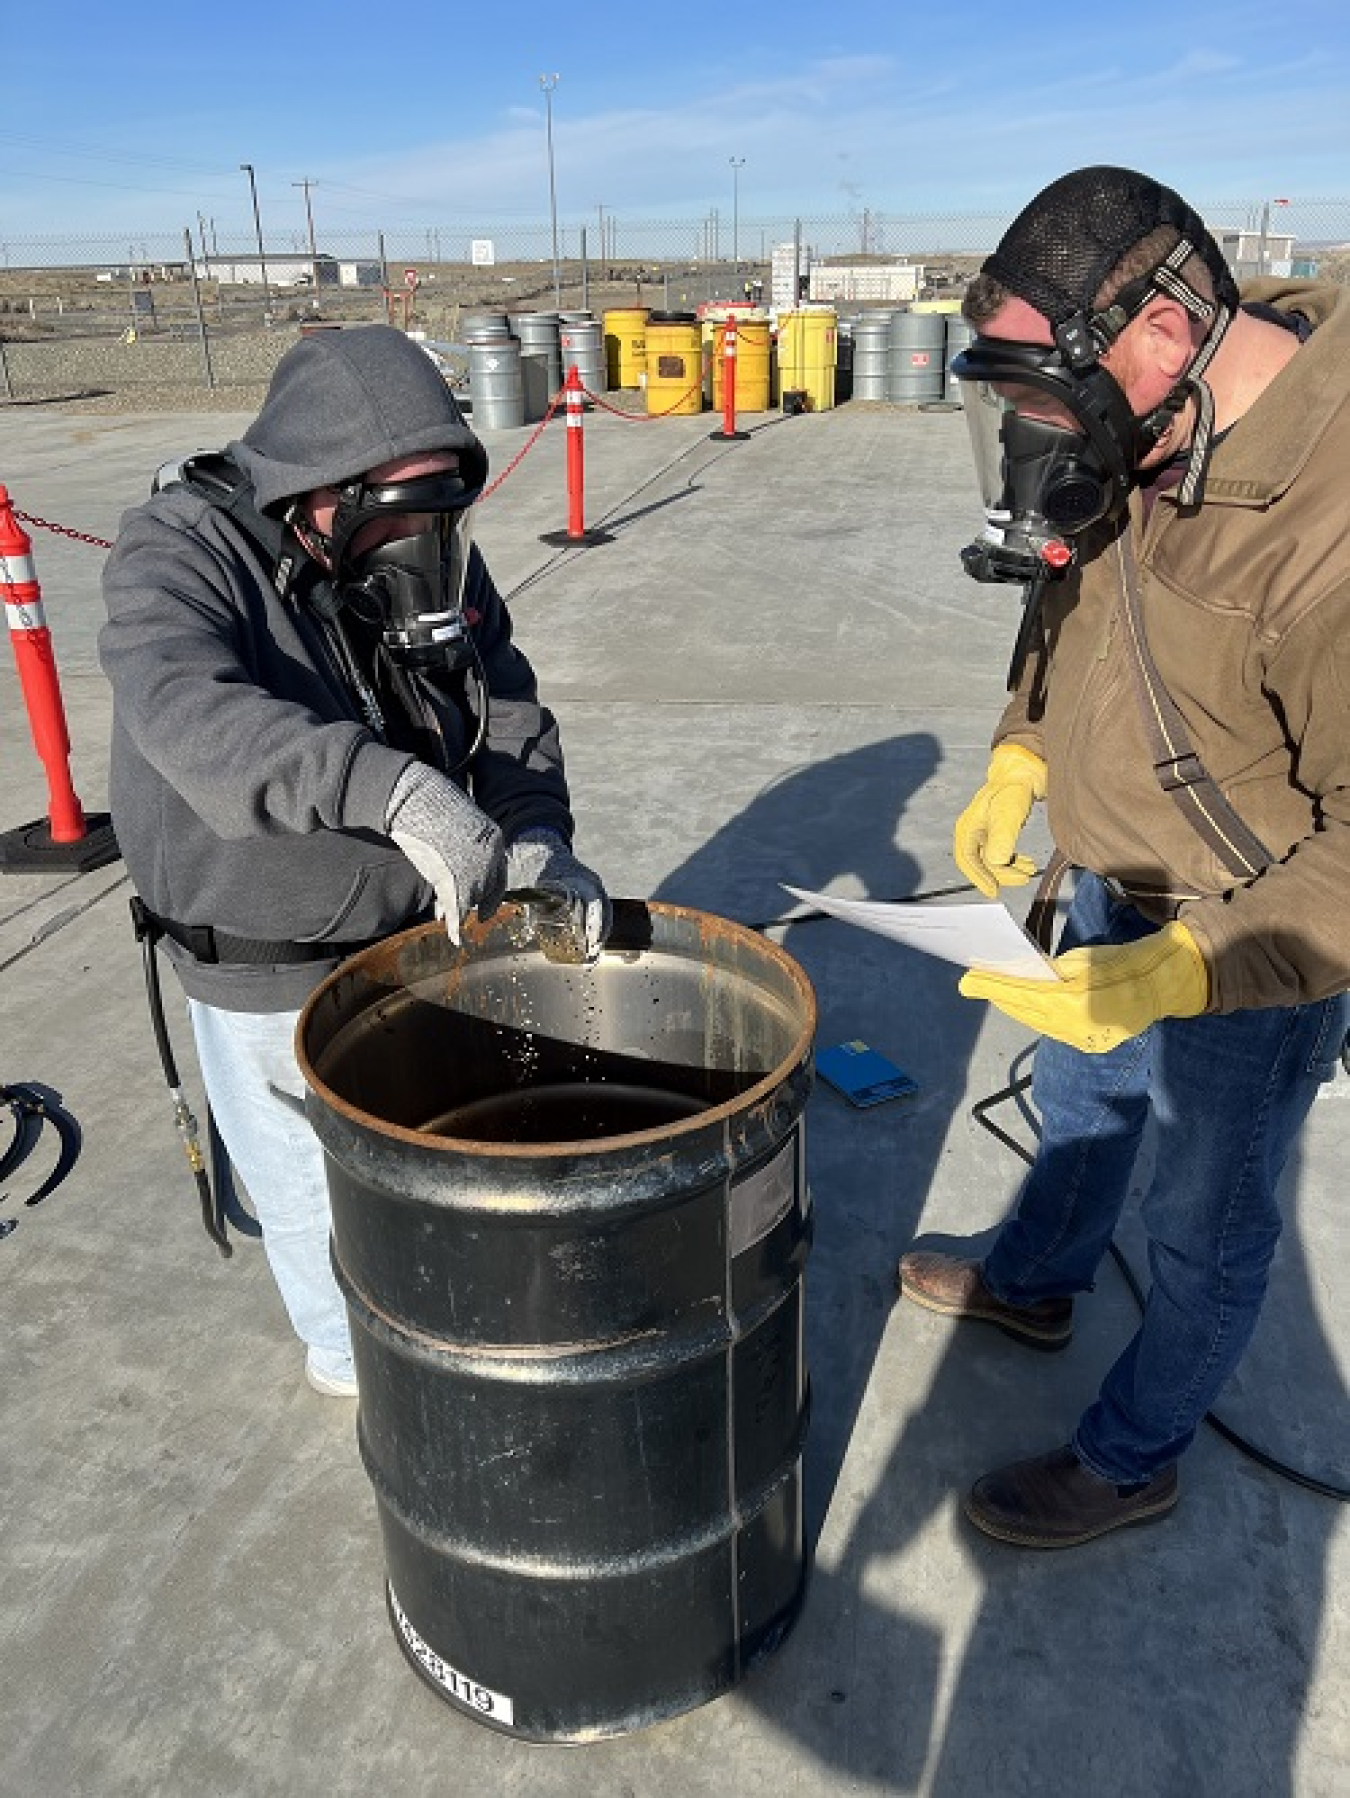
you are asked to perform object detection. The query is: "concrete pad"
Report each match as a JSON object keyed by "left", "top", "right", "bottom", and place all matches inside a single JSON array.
[{"left": 1, "top": 396, "right": 1345, "bottom": 1796}]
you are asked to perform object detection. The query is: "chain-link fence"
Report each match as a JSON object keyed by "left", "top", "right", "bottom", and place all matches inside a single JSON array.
[{"left": 3, "top": 202, "right": 1348, "bottom": 402}]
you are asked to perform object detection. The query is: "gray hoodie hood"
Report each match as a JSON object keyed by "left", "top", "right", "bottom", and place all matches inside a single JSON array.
[{"left": 230, "top": 324, "right": 485, "bottom": 513}]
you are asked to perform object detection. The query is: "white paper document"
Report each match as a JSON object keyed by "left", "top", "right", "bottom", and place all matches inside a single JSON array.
[{"left": 782, "top": 885, "right": 1060, "bottom": 982}]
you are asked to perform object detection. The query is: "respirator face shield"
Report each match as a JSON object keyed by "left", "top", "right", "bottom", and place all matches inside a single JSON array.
[
  {"left": 953, "top": 338, "right": 1145, "bottom": 584},
  {"left": 328, "top": 466, "right": 485, "bottom": 671}
]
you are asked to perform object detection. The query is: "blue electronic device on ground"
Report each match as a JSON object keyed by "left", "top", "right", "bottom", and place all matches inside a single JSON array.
[{"left": 814, "top": 1040, "right": 919, "bottom": 1109}]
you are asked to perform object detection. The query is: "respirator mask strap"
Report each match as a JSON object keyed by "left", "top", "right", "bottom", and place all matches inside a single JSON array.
[
  {"left": 1168, "top": 299, "right": 1233, "bottom": 509},
  {"left": 1085, "top": 237, "right": 1235, "bottom": 510}
]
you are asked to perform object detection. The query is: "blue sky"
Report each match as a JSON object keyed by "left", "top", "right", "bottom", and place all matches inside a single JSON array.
[{"left": 5, "top": 0, "right": 1349, "bottom": 251}]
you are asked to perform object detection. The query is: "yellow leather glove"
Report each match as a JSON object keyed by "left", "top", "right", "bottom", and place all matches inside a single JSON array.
[
  {"left": 953, "top": 744, "right": 1048, "bottom": 897},
  {"left": 958, "top": 921, "right": 1210, "bottom": 1054}
]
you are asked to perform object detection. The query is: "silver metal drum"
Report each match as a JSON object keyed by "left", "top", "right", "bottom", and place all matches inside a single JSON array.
[
  {"left": 851, "top": 315, "right": 892, "bottom": 401},
  {"left": 558, "top": 315, "right": 606, "bottom": 403},
  {"left": 886, "top": 311, "right": 946, "bottom": 405},
  {"left": 460, "top": 309, "right": 510, "bottom": 342},
  {"left": 514, "top": 311, "right": 563, "bottom": 421},
  {"left": 467, "top": 337, "right": 524, "bottom": 430},
  {"left": 944, "top": 315, "right": 975, "bottom": 403}
]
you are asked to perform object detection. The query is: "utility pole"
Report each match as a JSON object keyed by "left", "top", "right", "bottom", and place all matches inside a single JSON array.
[
  {"left": 239, "top": 163, "right": 271, "bottom": 307},
  {"left": 292, "top": 178, "right": 319, "bottom": 259}
]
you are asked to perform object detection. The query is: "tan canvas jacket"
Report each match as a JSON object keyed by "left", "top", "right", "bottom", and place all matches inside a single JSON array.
[{"left": 995, "top": 280, "right": 1350, "bottom": 1013}]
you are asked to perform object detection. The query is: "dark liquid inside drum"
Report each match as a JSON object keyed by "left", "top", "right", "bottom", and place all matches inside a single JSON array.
[{"left": 422, "top": 1081, "right": 712, "bottom": 1144}]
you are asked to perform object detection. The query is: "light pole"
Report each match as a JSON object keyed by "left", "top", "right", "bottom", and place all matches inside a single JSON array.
[
  {"left": 729, "top": 157, "right": 745, "bottom": 276},
  {"left": 540, "top": 74, "right": 562, "bottom": 308},
  {"left": 239, "top": 162, "right": 271, "bottom": 308}
]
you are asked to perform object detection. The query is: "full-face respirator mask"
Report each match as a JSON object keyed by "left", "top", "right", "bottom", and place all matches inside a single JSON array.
[
  {"left": 953, "top": 324, "right": 1154, "bottom": 585},
  {"left": 950, "top": 168, "right": 1239, "bottom": 597},
  {"left": 322, "top": 451, "right": 488, "bottom": 673}
]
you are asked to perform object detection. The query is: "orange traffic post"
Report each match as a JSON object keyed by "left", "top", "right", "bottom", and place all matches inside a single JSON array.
[
  {"left": 0, "top": 486, "right": 119, "bottom": 872},
  {"left": 539, "top": 366, "right": 613, "bottom": 550},
  {"left": 709, "top": 314, "right": 749, "bottom": 443}
]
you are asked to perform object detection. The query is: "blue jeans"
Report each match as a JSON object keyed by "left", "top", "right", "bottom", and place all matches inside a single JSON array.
[
  {"left": 982, "top": 872, "right": 1347, "bottom": 1486},
  {"left": 188, "top": 1000, "right": 353, "bottom": 1384}
]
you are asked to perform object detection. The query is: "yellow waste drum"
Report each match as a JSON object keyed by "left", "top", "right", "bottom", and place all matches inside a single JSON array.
[
  {"left": 644, "top": 314, "right": 705, "bottom": 415},
  {"left": 603, "top": 308, "right": 649, "bottom": 388},
  {"left": 712, "top": 313, "right": 771, "bottom": 413},
  {"left": 700, "top": 313, "right": 720, "bottom": 404},
  {"left": 775, "top": 307, "right": 837, "bottom": 412}
]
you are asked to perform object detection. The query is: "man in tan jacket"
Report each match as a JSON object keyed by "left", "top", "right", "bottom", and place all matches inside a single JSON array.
[{"left": 898, "top": 166, "right": 1350, "bottom": 1547}]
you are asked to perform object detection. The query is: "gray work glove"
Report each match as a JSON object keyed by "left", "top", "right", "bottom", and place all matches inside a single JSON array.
[
  {"left": 385, "top": 763, "right": 508, "bottom": 945},
  {"left": 505, "top": 827, "right": 612, "bottom": 964}
]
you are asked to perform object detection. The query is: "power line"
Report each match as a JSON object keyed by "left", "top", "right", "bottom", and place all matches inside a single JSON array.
[
  {"left": 0, "top": 164, "right": 238, "bottom": 201},
  {"left": 0, "top": 131, "right": 236, "bottom": 179}
]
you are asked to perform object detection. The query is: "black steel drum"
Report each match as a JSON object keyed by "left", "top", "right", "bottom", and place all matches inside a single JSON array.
[{"left": 297, "top": 899, "right": 816, "bottom": 1742}]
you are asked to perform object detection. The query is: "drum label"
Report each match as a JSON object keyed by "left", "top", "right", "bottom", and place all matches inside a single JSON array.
[
  {"left": 390, "top": 1588, "right": 515, "bottom": 1725},
  {"left": 730, "top": 1136, "right": 795, "bottom": 1256}
]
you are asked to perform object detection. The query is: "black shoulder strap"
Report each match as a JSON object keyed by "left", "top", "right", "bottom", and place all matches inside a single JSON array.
[
  {"left": 178, "top": 452, "right": 310, "bottom": 601},
  {"left": 1115, "top": 534, "right": 1276, "bottom": 881}
]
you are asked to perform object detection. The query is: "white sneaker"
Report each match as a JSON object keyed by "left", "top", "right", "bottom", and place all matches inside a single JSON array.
[{"left": 305, "top": 1351, "right": 358, "bottom": 1398}]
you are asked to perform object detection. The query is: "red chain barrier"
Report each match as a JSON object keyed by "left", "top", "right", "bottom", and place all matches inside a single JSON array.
[
  {"left": 13, "top": 509, "right": 114, "bottom": 551},
  {"left": 478, "top": 388, "right": 564, "bottom": 502},
  {"left": 583, "top": 376, "right": 704, "bottom": 420},
  {"left": 5, "top": 357, "right": 708, "bottom": 602},
  {"left": 0, "top": 487, "right": 119, "bottom": 872}
]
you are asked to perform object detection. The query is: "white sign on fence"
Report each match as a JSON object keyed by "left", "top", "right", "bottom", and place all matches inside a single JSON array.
[{"left": 470, "top": 240, "right": 496, "bottom": 267}]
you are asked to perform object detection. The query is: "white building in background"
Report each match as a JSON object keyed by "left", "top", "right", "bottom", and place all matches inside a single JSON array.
[
  {"left": 191, "top": 253, "right": 385, "bottom": 288},
  {"left": 338, "top": 261, "right": 384, "bottom": 287},
  {"left": 1216, "top": 229, "right": 1297, "bottom": 280},
  {"left": 808, "top": 262, "right": 923, "bottom": 305},
  {"left": 771, "top": 242, "right": 925, "bottom": 310},
  {"left": 771, "top": 241, "right": 810, "bottom": 312}
]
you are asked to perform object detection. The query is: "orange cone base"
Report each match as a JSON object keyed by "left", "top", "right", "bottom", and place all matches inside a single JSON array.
[
  {"left": 0, "top": 813, "right": 120, "bottom": 874},
  {"left": 709, "top": 429, "right": 750, "bottom": 442},
  {"left": 538, "top": 528, "right": 615, "bottom": 548}
]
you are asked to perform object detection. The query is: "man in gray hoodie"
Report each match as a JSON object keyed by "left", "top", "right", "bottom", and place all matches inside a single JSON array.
[{"left": 100, "top": 324, "right": 609, "bottom": 1397}]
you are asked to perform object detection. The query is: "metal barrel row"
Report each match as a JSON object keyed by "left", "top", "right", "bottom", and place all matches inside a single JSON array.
[
  {"left": 460, "top": 308, "right": 604, "bottom": 429},
  {"left": 845, "top": 307, "right": 974, "bottom": 406},
  {"left": 460, "top": 302, "right": 976, "bottom": 426}
]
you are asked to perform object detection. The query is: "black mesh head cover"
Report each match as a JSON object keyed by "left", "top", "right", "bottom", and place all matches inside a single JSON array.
[{"left": 983, "top": 165, "right": 1238, "bottom": 332}]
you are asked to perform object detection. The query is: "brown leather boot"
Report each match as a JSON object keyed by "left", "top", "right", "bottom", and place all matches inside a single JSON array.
[
  {"left": 964, "top": 1444, "right": 1180, "bottom": 1547},
  {"left": 897, "top": 1249, "right": 1073, "bottom": 1349}
]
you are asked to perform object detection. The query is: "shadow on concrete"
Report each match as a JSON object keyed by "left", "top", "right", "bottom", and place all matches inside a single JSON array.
[
  {"left": 656, "top": 745, "right": 1343, "bottom": 1789},
  {"left": 652, "top": 729, "right": 967, "bottom": 1532},
  {"left": 651, "top": 729, "right": 977, "bottom": 1785}
]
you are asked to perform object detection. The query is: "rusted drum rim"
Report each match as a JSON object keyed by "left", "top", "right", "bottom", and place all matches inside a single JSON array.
[{"left": 296, "top": 898, "right": 817, "bottom": 1159}]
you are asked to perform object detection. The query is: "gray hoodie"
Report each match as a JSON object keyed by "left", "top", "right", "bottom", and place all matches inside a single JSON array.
[{"left": 100, "top": 325, "right": 572, "bottom": 1011}]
